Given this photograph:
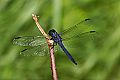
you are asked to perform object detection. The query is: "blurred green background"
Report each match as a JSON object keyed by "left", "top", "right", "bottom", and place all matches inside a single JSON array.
[{"left": 0, "top": 0, "right": 120, "bottom": 80}]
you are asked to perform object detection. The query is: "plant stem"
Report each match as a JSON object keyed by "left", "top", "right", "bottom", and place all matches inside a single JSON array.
[
  {"left": 49, "top": 46, "right": 58, "bottom": 80},
  {"left": 32, "top": 14, "right": 49, "bottom": 39},
  {"left": 32, "top": 14, "right": 58, "bottom": 80}
]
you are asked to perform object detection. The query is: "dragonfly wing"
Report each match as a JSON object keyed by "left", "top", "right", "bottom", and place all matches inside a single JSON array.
[
  {"left": 62, "top": 30, "right": 96, "bottom": 41},
  {"left": 62, "top": 31, "right": 96, "bottom": 49},
  {"left": 61, "top": 19, "right": 96, "bottom": 40},
  {"left": 20, "top": 43, "right": 49, "bottom": 56},
  {"left": 13, "top": 36, "right": 46, "bottom": 46}
]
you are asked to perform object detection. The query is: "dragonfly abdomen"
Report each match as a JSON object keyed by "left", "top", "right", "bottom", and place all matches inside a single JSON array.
[{"left": 58, "top": 42, "right": 77, "bottom": 65}]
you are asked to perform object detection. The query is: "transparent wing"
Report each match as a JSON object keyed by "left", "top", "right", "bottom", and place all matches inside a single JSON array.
[
  {"left": 62, "top": 31, "right": 96, "bottom": 41},
  {"left": 20, "top": 43, "right": 49, "bottom": 56},
  {"left": 62, "top": 31, "right": 96, "bottom": 48},
  {"left": 13, "top": 36, "right": 46, "bottom": 46},
  {"left": 61, "top": 19, "right": 96, "bottom": 40}
]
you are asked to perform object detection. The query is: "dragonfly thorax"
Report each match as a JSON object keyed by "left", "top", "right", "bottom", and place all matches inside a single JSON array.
[{"left": 48, "top": 29, "right": 62, "bottom": 43}]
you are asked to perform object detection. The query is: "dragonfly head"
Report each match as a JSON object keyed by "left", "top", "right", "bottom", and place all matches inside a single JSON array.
[{"left": 48, "top": 29, "right": 57, "bottom": 37}]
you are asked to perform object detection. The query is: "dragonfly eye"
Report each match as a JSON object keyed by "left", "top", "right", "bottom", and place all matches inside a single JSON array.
[{"left": 48, "top": 29, "right": 56, "bottom": 36}]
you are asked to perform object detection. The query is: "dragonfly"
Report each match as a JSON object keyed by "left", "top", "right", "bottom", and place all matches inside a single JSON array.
[{"left": 13, "top": 18, "right": 96, "bottom": 65}]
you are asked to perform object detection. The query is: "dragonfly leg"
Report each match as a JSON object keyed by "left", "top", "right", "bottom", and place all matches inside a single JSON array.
[
  {"left": 53, "top": 42, "right": 57, "bottom": 46},
  {"left": 50, "top": 38, "right": 53, "bottom": 40}
]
